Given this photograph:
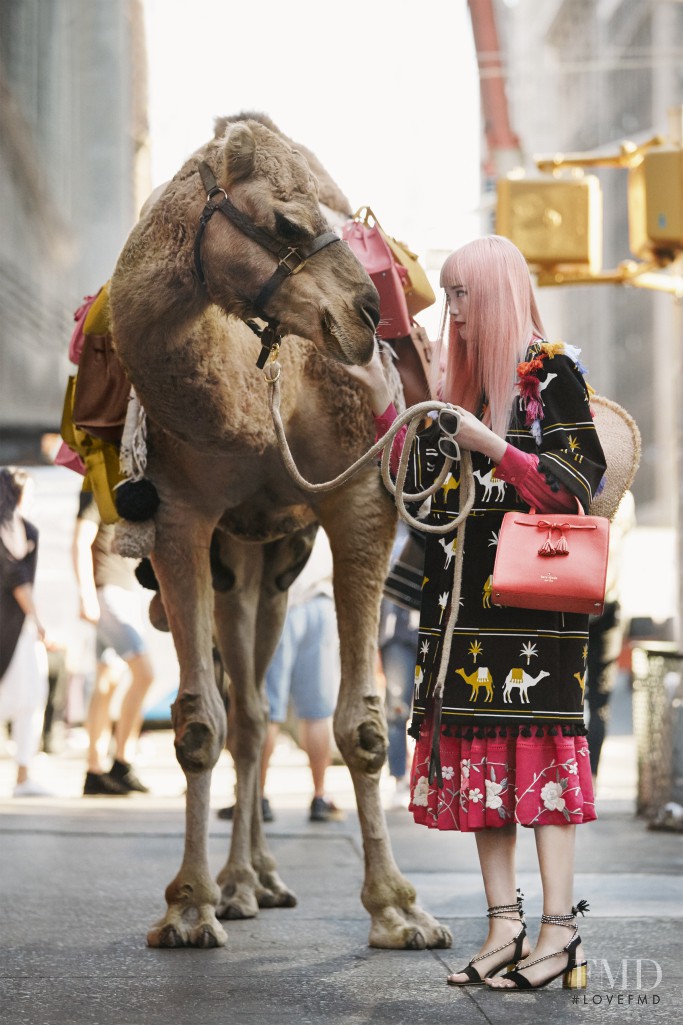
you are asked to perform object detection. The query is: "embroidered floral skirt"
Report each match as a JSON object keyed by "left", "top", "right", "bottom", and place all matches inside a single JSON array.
[{"left": 409, "top": 725, "right": 596, "bottom": 831}]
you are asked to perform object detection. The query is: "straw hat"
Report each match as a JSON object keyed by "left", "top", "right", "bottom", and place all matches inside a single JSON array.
[{"left": 589, "top": 395, "right": 641, "bottom": 520}]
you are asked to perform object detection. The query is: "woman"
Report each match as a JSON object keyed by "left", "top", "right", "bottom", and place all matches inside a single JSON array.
[
  {"left": 0, "top": 467, "right": 52, "bottom": 797},
  {"left": 349, "top": 236, "right": 606, "bottom": 991}
]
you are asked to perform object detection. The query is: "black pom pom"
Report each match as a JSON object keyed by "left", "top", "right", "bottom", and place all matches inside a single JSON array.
[
  {"left": 536, "top": 726, "right": 545, "bottom": 738},
  {"left": 521, "top": 726, "right": 532, "bottom": 737},
  {"left": 465, "top": 728, "right": 474, "bottom": 740},
  {"left": 115, "top": 478, "right": 160, "bottom": 522},
  {"left": 549, "top": 726, "right": 558, "bottom": 736},
  {"left": 135, "top": 557, "right": 159, "bottom": 591}
]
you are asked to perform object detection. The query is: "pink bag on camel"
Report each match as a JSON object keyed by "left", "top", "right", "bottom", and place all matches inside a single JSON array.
[{"left": 342, "top": 208, "right": 412, "bottom": 339}]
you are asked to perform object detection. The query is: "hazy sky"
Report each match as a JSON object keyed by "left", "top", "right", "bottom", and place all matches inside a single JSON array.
[{"left": 143, "top": 0, "right": 482, "bottom": 332}]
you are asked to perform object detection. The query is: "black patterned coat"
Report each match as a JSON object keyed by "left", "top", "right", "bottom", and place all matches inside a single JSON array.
[{"left": 408, "top": 341, "right": 607, "bottom": 740}]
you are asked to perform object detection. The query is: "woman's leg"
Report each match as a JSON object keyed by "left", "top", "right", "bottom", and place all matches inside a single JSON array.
[
  {"left": 487, "top": 823, "right": 584, "bottom": 988},
  {"left": 447, "top": 824, "right": 529, "bottom": 983}
]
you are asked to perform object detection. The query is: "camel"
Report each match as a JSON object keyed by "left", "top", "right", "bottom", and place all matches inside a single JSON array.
[
  {"left": 455, "top": 666, "right": 494, "bottom": 702},
  {"left": 108, "top": 113, "right": 450, "bottom": 952},
  {"left": 472, "top": 467, "right": 506, "bottom": 502},
  {"left": 503, "top": 668, "right": 551, "bottom": 704}
]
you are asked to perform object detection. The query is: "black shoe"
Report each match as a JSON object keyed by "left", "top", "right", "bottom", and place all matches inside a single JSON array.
[
  {"left": 108, "top": 758, "right": 150, "bottom": 794},
  {"left": 309, "top": 796, "right": 343, "bottom": 822},
  {"left": 217, "top": 797, "right": 274, "bottom": 822},
  {"left": 83, "top": 771, "right": 130, "bottom": 797}
]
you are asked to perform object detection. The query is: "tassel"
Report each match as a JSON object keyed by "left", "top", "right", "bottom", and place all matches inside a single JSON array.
[
  {"left": 538, "top": 537, "right": 556, "bottom": 556},
  {"left": 475, "top": 728, "right": 485, "bottom": 740},
  {"left": 536, "top": 725, "right": 545, "bottom": 738},
  {"left": 500, "top": 727, "right": 508, "bottom": 738},
  {"left": 465, "top": 727, "right": 474, "bottom": 740},
  {"left": 573, "top": 899, "right": 590, "bottom": 916},
  {"left": 428, "top": 695, "right": 444, "bottom": 787},
  {"left": 487, "top": 727, "right": 496, "bottom": 738},
  {"left": 549, "top": 726, "right": 558, "bottom": 736},
  {"left": 521, "top": 726, "right": 532, "bottom": 737},
  {"left": 553, "top": 534, "right": 569, "bottom": 555}
]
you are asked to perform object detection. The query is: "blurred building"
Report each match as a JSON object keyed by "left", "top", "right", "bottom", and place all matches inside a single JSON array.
[
  {"left": 0, "top": 0, "right": 149, "bottom": 456},
  {"left": 492, "top": 0, "right": 683, "bottom": 527}
]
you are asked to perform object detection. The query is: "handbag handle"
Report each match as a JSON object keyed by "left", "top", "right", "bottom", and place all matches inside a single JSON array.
[
  {"left": 351, "top": 205, "right": 384, "bottom": 232},
  {"left": 528, "top": 494, "right": 584, "bottom": 517}
]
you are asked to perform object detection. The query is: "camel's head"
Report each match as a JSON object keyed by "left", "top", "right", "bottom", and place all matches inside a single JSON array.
[{"left": 194, "top": 120, "right": 380, "bottom": 365}]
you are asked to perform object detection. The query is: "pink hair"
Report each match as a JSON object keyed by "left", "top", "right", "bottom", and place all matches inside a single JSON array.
[{"left": 433, "top": 235, "right": 546, "bottom": 438}]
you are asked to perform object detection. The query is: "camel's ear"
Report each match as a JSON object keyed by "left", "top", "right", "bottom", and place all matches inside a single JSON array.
[{"left": 223, "top": 124, "right": 256, "bottom": 184}]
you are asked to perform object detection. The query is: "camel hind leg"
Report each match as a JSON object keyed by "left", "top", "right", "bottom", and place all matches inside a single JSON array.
[
  {"left": 212, "top": 527, "right": 317, "bottom": 918},
  {"left": 319, "top": 478, "right": 452, "bottom": 951}
]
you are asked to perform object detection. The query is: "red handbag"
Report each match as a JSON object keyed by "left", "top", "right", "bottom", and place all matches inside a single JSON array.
[
  {"left": 491, "top": 504, "right": 610, "bottom": 615},
  {"left": 342, "top": 209, "right": 412, "bottom": 339}
]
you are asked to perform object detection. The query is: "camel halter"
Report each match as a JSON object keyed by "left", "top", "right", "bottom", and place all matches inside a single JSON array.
[
  {"left": 193, "top": 161, "right": 342, "bottom": 368},
  {"left": 263, "top": 356, "right": 474, "bottom": 786}
]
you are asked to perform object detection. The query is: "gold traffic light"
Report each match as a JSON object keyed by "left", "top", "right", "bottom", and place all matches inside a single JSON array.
[
  {"left": 496, "top": 175, "right": 603, "bottom": 273},
  {"left": 628, "top": 146, "right": 683, "bottom": 263}
]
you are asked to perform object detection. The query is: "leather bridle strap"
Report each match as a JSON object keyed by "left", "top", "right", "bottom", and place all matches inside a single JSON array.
[{"left": 193, "top": 160, "right": 341, "bottom": 320}]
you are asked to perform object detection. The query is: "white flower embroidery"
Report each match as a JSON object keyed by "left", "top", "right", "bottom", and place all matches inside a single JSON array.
[
  {"left": 460, "top": 759, "right": 471, "bottom": 779},
  {"left": 567, "top": 761, "right": 578, "bottom": 775},
  {"left": 469, "top": 787, "right": 483, "bottom": 804},
  {"left": 441, "top": 765, "right": 455, "bottom": 781},
  {"left": 412, "top": 776, "right": 429, "bottom": 807},
  {"left": 485, "top": 779, "right": 504, "bottom": 809},
  {"left": 540, "top": 780, "right": 566, "bottom": 812}
]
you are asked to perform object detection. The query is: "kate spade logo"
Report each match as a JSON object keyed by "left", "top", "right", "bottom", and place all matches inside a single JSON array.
[{"left": 541, "top": 573, "right": 558, "bottom": 583}]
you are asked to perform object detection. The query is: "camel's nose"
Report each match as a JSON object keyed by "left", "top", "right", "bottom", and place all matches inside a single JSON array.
[{"left": 357, "top": 295, "right": 381, "bottom": 332}]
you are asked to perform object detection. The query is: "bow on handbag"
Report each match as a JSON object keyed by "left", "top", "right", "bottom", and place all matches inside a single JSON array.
[{"left": 534, "top": 517, "right": 599, "bottom": 557}]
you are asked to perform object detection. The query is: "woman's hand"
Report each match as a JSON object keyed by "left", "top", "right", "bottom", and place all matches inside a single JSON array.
[
  {"left": 343, "top": 340, "right": 393, "bottom": 415},
  {"left": 447, "top": 407, "right": 507, "bottom": 463}
]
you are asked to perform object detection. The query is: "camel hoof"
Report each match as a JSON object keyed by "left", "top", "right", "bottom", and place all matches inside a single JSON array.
[
  {"left": 147, "top": 912, "right": 228, "bottom": 949},
  {"left": 148, "top": 924, "right": 184, "bottom": 948},
  {"left": 257, "top": 888, "right": 297, "bottom": 909},
  {"left": 406, "top": 929, "right": 428, "bottom": 951},
  {"left": 432, "top": 926, "right": 453, "bottom": 949},
  {"left": 190, "top": 924, "right": 221, "bottom": 949},
  {"left": 216, "top": 888, "right": 259, "bottom": 920}
]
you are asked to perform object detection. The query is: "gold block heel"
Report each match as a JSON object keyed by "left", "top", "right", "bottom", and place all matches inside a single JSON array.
[{"left": 563, "top": 962, "right": 588, "bottom": 990}]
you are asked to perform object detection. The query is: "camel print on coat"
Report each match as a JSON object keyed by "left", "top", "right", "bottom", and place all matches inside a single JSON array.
[{"left": 108, "top": 113, "right": 450, "bottom": 952}]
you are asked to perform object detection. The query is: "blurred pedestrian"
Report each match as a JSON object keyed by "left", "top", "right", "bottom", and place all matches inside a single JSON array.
[
  {"left": 73, "top": 491, "right": 154, "bottom": 795},
  {"left": 0, "top": 467, "right": 53, "bottom": 797}
]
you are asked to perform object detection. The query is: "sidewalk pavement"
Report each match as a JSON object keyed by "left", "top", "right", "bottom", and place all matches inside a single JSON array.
[{"left": 1, "top": 674, "right": 682, "bottom": 1025}]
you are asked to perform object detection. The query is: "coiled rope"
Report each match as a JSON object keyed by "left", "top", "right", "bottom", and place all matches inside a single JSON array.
[{"left": 264, "top": 359, "right": 473, "bottom": 783}]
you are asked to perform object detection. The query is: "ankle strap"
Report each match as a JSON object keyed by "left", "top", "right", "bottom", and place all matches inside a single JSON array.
[
  {"left": 487, "top": 888, "right": 525, "bottom": 920},
  {"left": 541, "top": 899, "right": 590, "bottom": 929}
]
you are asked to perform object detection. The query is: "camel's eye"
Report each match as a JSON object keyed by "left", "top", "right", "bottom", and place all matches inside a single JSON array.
[{"left": 275, "top": 213, "right": 308, "bottom": 242}]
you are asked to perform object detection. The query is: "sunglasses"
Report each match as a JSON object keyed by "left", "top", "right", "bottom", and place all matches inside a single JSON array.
[{"left": 437, "top": 407, "right": 461, "bottom": 461}]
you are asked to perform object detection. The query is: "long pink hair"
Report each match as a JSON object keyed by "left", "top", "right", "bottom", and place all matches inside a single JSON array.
[{"left": 434, "top": 235, "right": 546, "bottom": 439}]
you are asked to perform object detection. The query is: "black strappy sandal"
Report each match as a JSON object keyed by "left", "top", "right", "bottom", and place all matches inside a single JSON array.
[
  {"left": 447, "top": 891, "right": 527, "bottom": 986},
  {"left": 494, "top": 900, "right": 589, "bottom": 991}
]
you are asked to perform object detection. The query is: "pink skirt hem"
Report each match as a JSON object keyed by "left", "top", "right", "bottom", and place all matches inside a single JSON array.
[{"left": 409, "top": 725, "right": 596, "bottom": 832}]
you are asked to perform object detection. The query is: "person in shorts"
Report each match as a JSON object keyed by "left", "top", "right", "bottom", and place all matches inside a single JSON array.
[{"left": 73, "top": 492, "right": 155, "bottom": 795}]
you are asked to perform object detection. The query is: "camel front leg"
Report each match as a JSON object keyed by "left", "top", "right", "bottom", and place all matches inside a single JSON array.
[
  {"left": 146, "top": 513, "right": 227, "bottom": 949},
  {"left": 321, "top": 483, "right": 452, "bottom": 951}
]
